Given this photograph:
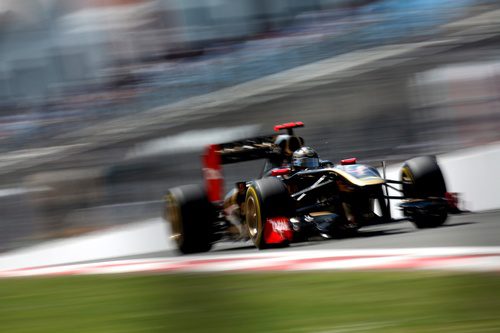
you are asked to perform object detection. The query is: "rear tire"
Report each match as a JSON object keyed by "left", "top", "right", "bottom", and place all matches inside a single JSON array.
[
  {"left": 164, "top": 185, "right": 215, "bottom": 254},
  {"left": 245, "top": 178, "right": 291, "bottom": 249},
  {"left": 401, "top": 156, "right": 448, "bottom": 228}
]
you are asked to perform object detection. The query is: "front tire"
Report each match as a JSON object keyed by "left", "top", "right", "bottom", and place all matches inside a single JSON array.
[
  {"left": 401, "top": 156, "right": 447, "bottom": 199},
  {"left": 401, "top": 156, "right": 448, "bottom": 228},
  {"left": 164, "top": 185, "right": 215, "bottom": 254},
  {"left": 412, "top": 211, "right": 448, "bottom": 229}
]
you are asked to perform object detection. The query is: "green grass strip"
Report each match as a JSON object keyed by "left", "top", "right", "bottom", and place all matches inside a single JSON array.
[{"left": 1, "top": 272, "right": 500, "bottom": 333}]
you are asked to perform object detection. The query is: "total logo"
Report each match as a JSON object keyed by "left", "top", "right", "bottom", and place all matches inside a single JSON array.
[
  {"left": 267, "top": 218, "right": 291, "bottom": 232},
  {"left": 264, "top": 217, "right": 293, "bottom": 243}
]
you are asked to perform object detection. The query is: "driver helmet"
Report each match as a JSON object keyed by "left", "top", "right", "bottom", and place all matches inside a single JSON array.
[{"left": 292, "top": 146, "right": 320, "bottom": 170}]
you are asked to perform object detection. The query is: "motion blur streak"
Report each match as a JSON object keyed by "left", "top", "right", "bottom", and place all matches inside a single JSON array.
[
  {"left": 0, "top": 0, "right": 498, "bottom": 247},
  {"left": 126, "top": 124, "right": 261, "bottom": 158},
  {"left": 1, "top": 1, "right": 500, "bottom": 331}
]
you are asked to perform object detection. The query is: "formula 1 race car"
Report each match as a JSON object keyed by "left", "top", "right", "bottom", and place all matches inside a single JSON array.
[{"left": 164, "top": 122, "right": 461, "bottom": 254}]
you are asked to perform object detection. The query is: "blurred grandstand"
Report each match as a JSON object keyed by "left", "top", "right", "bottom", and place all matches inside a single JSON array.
[{"left": 0, "top": 0, "right": 485, "bottom": 151}]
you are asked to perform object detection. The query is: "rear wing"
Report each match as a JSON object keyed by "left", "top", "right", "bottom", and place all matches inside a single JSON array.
[
  {"left": 274, "top": 121, "right": 304, "bottom": 134},
  {"left": 202, "top": 122, "right": 304, "bottom": 201}
]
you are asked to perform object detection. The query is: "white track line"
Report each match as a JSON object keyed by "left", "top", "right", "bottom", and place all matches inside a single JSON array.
[{"left": 2, "top": 247, "right": 500, "bottom": 277}]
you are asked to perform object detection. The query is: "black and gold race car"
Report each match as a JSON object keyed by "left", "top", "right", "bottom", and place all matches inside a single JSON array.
[{"left": 164, "top": 122, "right": 460, "bottom": 254}]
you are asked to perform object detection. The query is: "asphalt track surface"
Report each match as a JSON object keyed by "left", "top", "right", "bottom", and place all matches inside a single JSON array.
[
  {"left": 127, "top": 210, "right": 500, "bottom": 261},
  {"left": 1, "top": 210, "right": 499, "bottom": 277}
]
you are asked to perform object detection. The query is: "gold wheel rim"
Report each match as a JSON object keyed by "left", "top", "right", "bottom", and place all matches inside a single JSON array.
[
  {"left": 246, "top": 195, "right": 258, "bottom": 238},
  {"left": 402, "top": 167, "right": 414, "bottom": 184},
  {"left": 245, "top": 187, "right": 263, "bottom": 243},
  {"left": 165, "top": 194, "right": 183, "bottom": 246}
]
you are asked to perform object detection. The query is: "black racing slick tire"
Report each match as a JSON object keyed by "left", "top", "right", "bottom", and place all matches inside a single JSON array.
[
  {"left": 164, "top": 185, "right": 215, "bottom": 254},
  {"left": 411, "top": 212, "right": 448, "bottom": 229},
  {"left": 401, "top": 156, "right": 448, "bottom": 228},
  {"left": 245, "top": 177, "right": 291, "bottom": 250},
  {"left": 401, "top": 156, "right": 447, "bottom": 199}
]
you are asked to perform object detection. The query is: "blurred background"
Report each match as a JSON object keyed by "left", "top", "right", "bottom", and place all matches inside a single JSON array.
[{"left": 1, "top": 0, "right": 500, "bottom": 251}]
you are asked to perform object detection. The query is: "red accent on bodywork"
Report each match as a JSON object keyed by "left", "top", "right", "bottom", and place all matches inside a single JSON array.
[
  {"left": 445, "top": 192, "right": 459, "bottom": 211},
  {"left": 274, "top": 121, "right": 304, "bottom": 132},
  {"left": 202, "top": 144, "right": 223, "bottom": 202},
  {"left": 264, "top": 217, "right": 294, "bottom": 244},
  {"left": 341, "top": 158, "right": 357, "bottom": 165},
  {"left": 271, "top": 168, "right": 291, "bottom": 176}
]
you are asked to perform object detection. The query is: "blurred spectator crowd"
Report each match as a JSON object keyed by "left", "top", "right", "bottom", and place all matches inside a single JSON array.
[{"left": 0, "top": 0, "right": 481, "bottom": 153}]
